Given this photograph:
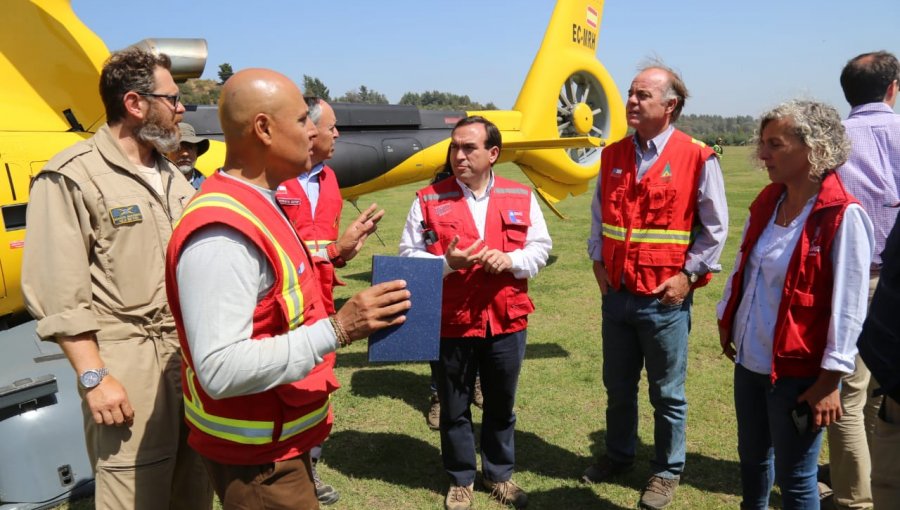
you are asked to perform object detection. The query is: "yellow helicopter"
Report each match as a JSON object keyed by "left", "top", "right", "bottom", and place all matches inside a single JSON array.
[{"left": 0, "top": 0, "right": 625, "bottom": 320}]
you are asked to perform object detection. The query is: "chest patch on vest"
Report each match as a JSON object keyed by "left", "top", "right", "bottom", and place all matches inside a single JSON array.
[
  {"left": 109, "top": 205, "right": 143, "bottom": 226},
  {"left": 506, "top": 210, "right": 526, "bottom": 225},
  {"left": 612, "top": 167, "right": 624, "bottom": 178},
  {"left": 661, "top": 163, "right": 672, "bottom": 178},
  {"left": 297, "top": 262, "right": 306, "bottom": 275},
  {"left": 434, "top": 203, "right": 452, "bottom": 217}
]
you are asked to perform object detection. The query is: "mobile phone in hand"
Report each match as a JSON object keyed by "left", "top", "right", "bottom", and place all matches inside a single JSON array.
[{"left": 791, "top": 402, "right": 812, "bottom": 436}]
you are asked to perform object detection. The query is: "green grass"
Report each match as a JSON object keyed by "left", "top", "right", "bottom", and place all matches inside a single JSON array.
[{"left": 59, "top": 146, "right": 781, "bottom": 509}]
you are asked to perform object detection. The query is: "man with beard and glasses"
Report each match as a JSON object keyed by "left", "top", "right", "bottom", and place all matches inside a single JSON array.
[
  {"left": 167, "top": 122, "right": 210, "bottom": 189},
  {"left": 22, "top": 48, "right": 213, "bottom": 510}
]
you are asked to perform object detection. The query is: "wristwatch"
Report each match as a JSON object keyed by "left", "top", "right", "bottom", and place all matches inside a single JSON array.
[
  {"left": 79, "top": 368, "right": 109, "bottom": 390},
  {"left": 325, "top": 242, "right": 347, "bottom": 268},
  {"left": 680, "top": 268, "right": 699, "bottom": 285}
]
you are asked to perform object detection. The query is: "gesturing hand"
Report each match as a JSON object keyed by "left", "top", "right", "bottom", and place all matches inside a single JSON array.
[
  {"left": 444, "top": 236, "right": 487, "bottom": 271},
  {"left": 336, "top": 203, "right": 385, "bottom": 262},
  {"left": 480, "top": 249, "right": 512, "bottom": 274}
]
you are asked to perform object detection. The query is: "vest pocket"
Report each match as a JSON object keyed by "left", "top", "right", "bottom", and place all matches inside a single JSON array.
[{"left": 643, "top": 185, "right": 675, "bottom": 227}]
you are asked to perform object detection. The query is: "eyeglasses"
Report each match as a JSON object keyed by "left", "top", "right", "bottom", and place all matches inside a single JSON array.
[{"left": 138, "top": 92, "right": 181, "bottom": 108}]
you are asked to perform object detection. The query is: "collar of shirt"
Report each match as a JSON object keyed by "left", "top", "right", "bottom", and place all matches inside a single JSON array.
[
  {"left": 455, "top": 171, "right": 495, "bottom": 202},
  {"left": 298, "top": 163, "right": 325, "bottom": 185},
  {"left": 632, "top": 125, "right": 675, "bottom": 159},
  {"left": 848, "top": 102, "right": 896, "bottom": 118}
]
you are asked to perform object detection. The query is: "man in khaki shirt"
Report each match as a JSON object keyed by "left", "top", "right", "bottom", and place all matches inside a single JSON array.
[{"left": 22, "top": 48, "right": 212, "bottom": 510}]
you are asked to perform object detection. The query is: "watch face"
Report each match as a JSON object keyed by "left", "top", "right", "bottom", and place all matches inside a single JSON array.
[{"left": 81, "top": 370, "right": 101, "bottom": 388}]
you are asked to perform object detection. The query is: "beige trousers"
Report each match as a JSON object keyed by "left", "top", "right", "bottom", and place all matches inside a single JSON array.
[
  {"left": 827, "top": 275, "right": 881, "bottom": 510},
  {"left": 84, "top": 334, "right": 213, "bottom": 510}
]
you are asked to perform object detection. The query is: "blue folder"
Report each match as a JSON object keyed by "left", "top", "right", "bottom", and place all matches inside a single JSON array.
[{"left": 368, "top": 255, "right": 442, "bottom": 362}]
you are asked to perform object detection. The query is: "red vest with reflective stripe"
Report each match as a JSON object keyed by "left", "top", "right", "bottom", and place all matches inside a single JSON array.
[
  {"left": 419, "top": 176, "right": 534, "bottom": 338},
  {"left": 600, "top": 129, "right": 715, "bottom": 295},
  {"left": 276, "top": 165, "right": 344, "bottom": 314},
  {"left": 165, "top": 172, "right": 338, "bottom": 465},
  {"left": 718, "top": 172, "right": 857, "bottom": 382}
]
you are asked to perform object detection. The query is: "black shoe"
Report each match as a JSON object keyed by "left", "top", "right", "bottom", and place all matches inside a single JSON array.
[{"left": 580, "top": 455, "right": 634, "bottom": 484}]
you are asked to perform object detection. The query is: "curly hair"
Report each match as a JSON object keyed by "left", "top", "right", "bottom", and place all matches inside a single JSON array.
[
  {"left": 755, "top": 100, "right": 850, "bottom": 181},
  {"left": 100, "top": 48, "right": 172, "bottom": 124}
]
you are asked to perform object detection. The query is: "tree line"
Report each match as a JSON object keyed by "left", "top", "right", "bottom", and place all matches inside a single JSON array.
[{"left": 178, "top": 64, "right": 758, "bottom": 144}]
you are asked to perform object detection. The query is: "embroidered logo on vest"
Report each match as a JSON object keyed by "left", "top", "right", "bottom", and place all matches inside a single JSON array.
[{"left": 661, "top": 163, "right": 672, "bottom": 178}]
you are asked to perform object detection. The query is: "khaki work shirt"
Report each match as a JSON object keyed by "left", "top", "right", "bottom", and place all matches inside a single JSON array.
[{"left": 22, "top": 124, "right": 196, "bottom": 342}]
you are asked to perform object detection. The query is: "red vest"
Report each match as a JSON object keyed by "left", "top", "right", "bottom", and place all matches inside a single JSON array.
[
  {"left": 166, "top": 172, "right": 338, "bottom": 465},
  {"left": 599, "top": 129, "right": 715, "bottom": 295},
  {"left": 418, "top": 176, "right": 535, "bottom": 338},
  {"left": 718, "top": 172, "right": 858, "bottom": 382},
  {"left": 276, "top": 165, "right": 344, "bottom": 314}
]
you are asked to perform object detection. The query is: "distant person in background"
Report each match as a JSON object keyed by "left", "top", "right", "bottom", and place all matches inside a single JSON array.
[
  {"left": 400, "top": 116, "right": 551, "bottom": 510},
  {"left": 712, "top": 137, "right": 725, "bottom": 158},
  {"left": 825, "top": 49, "right": 900, "bottom": 510},
  {"left": 718, "top": 100, "right": 873, "bottom": 509},
  {"left": 276, "top": 97, "right": 383, "bottom": 506},
  {"left": 858, "top": 212, "right": 900, "bottom": 508},
  {"left": 584, "top": 62, "right": 728, "bottom": 510},
  {"left": 167, "top": 122, "right": 209, "bottom": 189}
]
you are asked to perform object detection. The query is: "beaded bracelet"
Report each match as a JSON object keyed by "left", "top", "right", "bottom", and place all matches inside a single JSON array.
[{"left": 329, "top": 315, "right": 352, "bottom": 348}]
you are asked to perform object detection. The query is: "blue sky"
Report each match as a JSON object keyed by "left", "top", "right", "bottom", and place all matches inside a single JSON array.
[{"left": 73, "top": 1, "right": 899, "bottom": 117}]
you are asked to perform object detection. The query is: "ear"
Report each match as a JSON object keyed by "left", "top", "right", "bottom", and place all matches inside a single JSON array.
[
  {"left": 123, "top": 91, "right": 145, "bottom": 120},
  {"left": 665, "top": 97, "right": 677, "bottom": 115},
  {"left": 253, "top": 113, "right": 273, "bottom": 146},
  {"left": 488, "top": 145, "right": 500, "bottom": 164}
]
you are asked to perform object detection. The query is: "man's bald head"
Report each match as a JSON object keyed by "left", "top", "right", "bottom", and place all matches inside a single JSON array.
[{"left": 218, "top": 68, "right": 317, "bottom": 187}]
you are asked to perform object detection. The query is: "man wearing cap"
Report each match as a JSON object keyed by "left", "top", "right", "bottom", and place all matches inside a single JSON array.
[{"left": 167, "top": 122, "right": 210, "bottom": 189}]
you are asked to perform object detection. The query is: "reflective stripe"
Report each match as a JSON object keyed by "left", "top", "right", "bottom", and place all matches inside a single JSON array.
[
  {"left": 601, "top": 223, "right": 691, "bottom": 245},
  {"left": 601, "top": 223, "right": 627, "bottom": 241},
  {"left": 280, "top": 399, "right": 331, "bottom": 440},
  {"left": 304, "top": 239, "right": 336, "bottom": 251},
  {"left": 493, "top": 187, "right": 529, "bottom": 196},
  {"left": 180, "top": 193, "right": 305, "bottom": 329},
  {"left": 183, "top": 367, "right": 330, "bottom": 445},
  {"left": 421, "top": 191, "right": 461, "bottom": 202}
]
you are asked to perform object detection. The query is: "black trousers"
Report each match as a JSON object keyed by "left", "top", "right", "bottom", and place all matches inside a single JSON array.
[{"left": 435, "top": 329, "right": 527, "bottom": 486}]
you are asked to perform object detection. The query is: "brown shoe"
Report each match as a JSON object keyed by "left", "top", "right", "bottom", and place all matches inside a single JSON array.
[
  {"left": 445, "top": 483, "right": 474, "bottom": 510},
  {"left": 482, "top": 478, "right": 528, "bottom": 508},
  {"left": 427, "top": 393, "right": 441, "bottom": 430},
  {"left": 473, "top": 376, "right": 484, "bottom": 409},
  {"left": 639, "top": 475, "right": 679, "bottom": 509},
  {"left": 580, "top": 455, "right": 634, "bottom": 484}
]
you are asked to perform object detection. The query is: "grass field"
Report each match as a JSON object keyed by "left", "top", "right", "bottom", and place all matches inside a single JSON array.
[{"left": 59, "top": 145, "right": 783, "bottom": 509}]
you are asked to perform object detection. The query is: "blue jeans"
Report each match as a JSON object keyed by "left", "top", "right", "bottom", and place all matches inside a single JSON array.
[
  {"left": 435, "top": 330, "right": 527, "bottom": 485},
  {"left": 601, "top": 287, "right": 691, "bottom": 479},
  {"left": 734, "top": 363, "right": 823, "bottom": 510}
]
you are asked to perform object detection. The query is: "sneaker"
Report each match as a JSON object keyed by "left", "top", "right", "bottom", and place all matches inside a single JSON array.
[
  {"left": 482, "top": 478, "right": 528, "bottom": 508},
  {"left": 639, "top": 475, "right": 679, "bottom": 510},
  {"left": 311, "top": 461, "right": 340, "bottom": 506},
  {"left": 580, "top": 455, "right": 634, "bottom": 484},
  {"left": 473, "top": 376, "right": 484, "bottom": 409},
  {"left": 427, "top": 393, "right": 441, "bottom": 430},
  {"left": 445, "top": 483, "right": 474, "bottom": 510}
]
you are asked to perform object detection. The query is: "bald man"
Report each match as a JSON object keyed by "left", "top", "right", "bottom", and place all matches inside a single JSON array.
[{"left": 165, "top": 69, "right": 411, "bottom": 509}]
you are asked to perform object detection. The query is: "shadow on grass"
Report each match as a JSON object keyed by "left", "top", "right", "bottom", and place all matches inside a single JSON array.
[
  {"left": 339, "top": 270, "right": 373, "bottom": 284},
  {"left": 527, "top": 486, "right": 631, "bottom": 510},
  {"left": 584, "top": 429, "right": 741, "bottom": 497},
  {"left": 335, "top": 342, "right": 568, "bottom": 370},
  {"left": 349, "top": 368, "right": 432, "bottom": 414},
  {"left": 324, "top": 430, "right": 445, "bottom": 492}
]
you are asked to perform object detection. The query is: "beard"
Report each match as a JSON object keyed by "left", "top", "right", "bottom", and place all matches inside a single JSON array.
[
  {"left": 134, "top": 105, "right": 180, "bottom": 154},
  {"left": 177, "top": 164, "right": 194, "bottom": 176}
]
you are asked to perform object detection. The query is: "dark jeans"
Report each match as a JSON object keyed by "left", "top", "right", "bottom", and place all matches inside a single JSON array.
[
  {"left": 734, "top": 363, "right": 823, "bottom": 510},
  {"left": 601, "top": 287, "right": 692, "bottom": 478},
  {"left": 435, "top": 330, "right": 527, "bottom": 485}
]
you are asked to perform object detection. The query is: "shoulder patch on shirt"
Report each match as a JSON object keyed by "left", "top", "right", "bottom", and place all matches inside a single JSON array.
[{"left": 109, "top": 205, "right": 143, "bottom": 226}]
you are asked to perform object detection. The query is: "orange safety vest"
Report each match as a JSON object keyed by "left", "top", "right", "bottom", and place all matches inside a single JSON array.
[
  {"left": 166, "top": 172, "right": 338, "bottom": 465},
  {"left": 419, "top": 176, "right": 535, "bottom": 338},
  {"left": 599, "top": 129, "right": 715, "bottom": 295},
  {"left": 276, "top": 165, "right": 344, "bottom": 314},
  {"left": 718, "top": 172, "right": 857, "bottom": 382}
]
